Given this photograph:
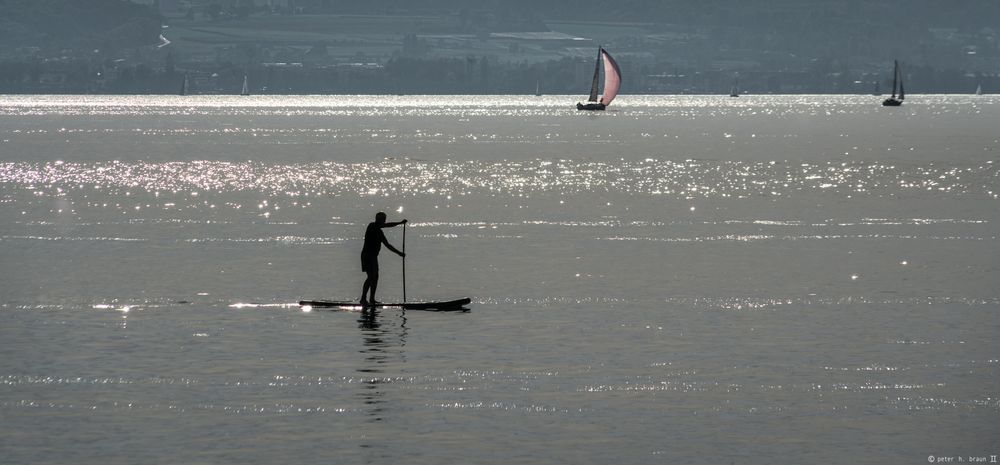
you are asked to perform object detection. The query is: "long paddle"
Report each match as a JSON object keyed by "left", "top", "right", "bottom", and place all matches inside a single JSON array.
[{"left": 402, "top": 221, "right": 407, "bottom": 303}]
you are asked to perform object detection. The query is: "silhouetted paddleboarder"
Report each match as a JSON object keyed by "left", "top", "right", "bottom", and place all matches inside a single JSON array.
[{"left": 360, "top": 212, "right": 406, "bottom": 306}]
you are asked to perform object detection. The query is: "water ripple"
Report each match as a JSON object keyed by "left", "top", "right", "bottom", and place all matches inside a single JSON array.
[{"left": 2, "top": 159, "right": 997, "bottom": 199}]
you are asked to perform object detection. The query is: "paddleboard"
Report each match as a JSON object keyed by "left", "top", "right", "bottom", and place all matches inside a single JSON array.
[{"left": 299, "top": 297, "right": 471, "bottom": 311}]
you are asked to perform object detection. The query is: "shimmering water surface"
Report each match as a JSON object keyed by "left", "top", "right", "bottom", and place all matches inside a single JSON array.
[{"left": 1, "top": 95, "right": 998, "bottom": 464}]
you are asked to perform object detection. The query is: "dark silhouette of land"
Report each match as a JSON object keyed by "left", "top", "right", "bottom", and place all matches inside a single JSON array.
[{"left": 1, "top": 0, "right": 997, "bottom": 94}]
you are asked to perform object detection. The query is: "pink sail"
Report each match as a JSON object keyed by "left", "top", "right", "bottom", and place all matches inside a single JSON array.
[{"left": 599, "top": 48, "right": 622, "bottom": 106}]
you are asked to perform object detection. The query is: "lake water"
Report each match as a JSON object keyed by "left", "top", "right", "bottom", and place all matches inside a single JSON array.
[{"left": 1, "top": 94, "right": 998, "bottom": 464}]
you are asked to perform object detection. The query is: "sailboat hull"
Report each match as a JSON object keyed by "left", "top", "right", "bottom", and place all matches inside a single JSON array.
[
  {"left": 881, "top": 98, "right": 902, "bottom": 106},
  {"left": 577, "top": 102, "right": 606, "bottom": 111}
]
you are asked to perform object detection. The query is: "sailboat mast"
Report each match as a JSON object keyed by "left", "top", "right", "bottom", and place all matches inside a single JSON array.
[
  {"left": 891, "top": 60, "right": 898, "bottom": 99},
  {"left": 897, "top": 62, "right": 904, "bottom": 100},
  {"left": 588, "top": 47, "right": 602, "bottom": 102}
]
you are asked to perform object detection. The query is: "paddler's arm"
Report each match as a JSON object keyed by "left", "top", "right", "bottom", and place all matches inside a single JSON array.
[
  {"left": 382, "top": 240, "right": 405, "bottom": 257},
  {"left": 383, "top": 219, "right": 407, "bottom": 228}
]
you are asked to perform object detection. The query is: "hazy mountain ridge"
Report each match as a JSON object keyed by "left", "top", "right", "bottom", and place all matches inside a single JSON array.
[
  {"left": 0, "top": 0, "right": 161, "bottom": 49},
  {"left": 300, "top": 0, "right": 999, "bottom": 32}
]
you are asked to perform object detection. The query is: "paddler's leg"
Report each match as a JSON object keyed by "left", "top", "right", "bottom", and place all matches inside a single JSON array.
[
  {"left": 360, "top": 273, "right": 371, "bottom": 305},
  {"left": 361, "top": 254, "right": 378, "bottom": 305},
  {"left": 368, "top": 269, "right": 380, "bottom": 304},
  {"left": 360, "top": 256, "right": 370, "bottom": 305}
]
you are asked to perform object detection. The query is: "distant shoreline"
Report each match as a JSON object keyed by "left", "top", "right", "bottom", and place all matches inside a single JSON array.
[{"left": 0, "top": 92, "right": 991, "bottom": 96}]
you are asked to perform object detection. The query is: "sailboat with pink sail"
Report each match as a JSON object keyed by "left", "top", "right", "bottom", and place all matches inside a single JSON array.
[{"left": 577, "top": 47, "right": 621, "bottom": 111}]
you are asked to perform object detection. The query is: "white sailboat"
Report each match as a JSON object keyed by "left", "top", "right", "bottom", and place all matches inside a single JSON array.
[
  {"left": 576, "top": 47, "right": 621, "bottom": 111},
  {"left": 241, "top": 74, "right": 250, "bottom": 96},
  {"left": 729, "top": 75, "right": 739, "bottom": 97},
  {"left": 975, "top": 84, "right": 982, "bottom": 96}
]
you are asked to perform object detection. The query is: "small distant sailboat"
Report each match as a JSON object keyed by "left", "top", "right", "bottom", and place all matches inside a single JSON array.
[
  {"left": 535, "top": 80, "right": 541, "bottom": 97},
  {"left": 729, "top": 75, "right": 739, "bottom": 97},
  {"left": 241, "top": 74, "right": 250, "bottom": 96},
  {"left": 882, "top": 60, "right": 904, "bottom": 106},
  {"left": 576, "top": 47, "right": 621, "bottom": 111},
  {"left": 975, "top": 84, "right": 982, "bottom": 96},
  {"left": 179, "top": 73, "right": 189, "bottom": 96}
]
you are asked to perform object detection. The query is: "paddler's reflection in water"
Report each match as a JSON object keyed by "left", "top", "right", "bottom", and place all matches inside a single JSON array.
[{"left": 356, "top": 307, "right": 407, "bottom": 425}]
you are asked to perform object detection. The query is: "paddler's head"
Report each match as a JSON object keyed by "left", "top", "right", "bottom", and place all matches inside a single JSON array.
[{"left": 375, "top": 211, "right": 387, "bottom": 225}]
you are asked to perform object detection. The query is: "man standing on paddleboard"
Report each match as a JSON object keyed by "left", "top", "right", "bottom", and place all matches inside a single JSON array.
[{"left": 360, "top": 212, "right": 406, "bottom": 306}]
